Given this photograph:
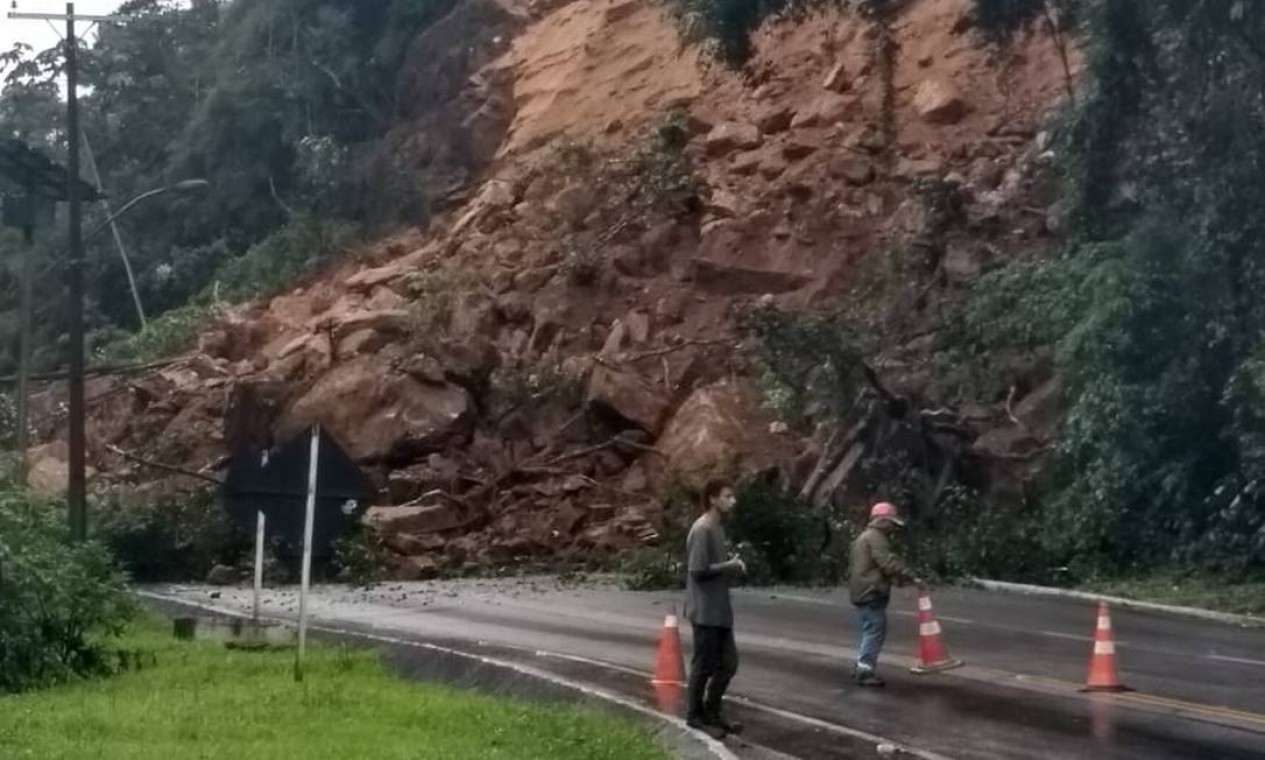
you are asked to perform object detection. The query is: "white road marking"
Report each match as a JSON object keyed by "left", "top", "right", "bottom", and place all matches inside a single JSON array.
[
  {"left": 1209, "top": 654, "right": 1265, "bottom": 668},
  {"left": 1037, "top": 630, "right": 1093, "bottom": 642}
]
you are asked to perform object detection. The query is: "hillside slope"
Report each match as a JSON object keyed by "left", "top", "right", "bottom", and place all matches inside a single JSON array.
[{"left": 27, "top": 0, "right": 1076, "bottom": 579}]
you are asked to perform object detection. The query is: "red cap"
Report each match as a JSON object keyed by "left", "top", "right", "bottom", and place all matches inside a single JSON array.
[{"left": 869, "top": 502, "right": 906, "bottom": 526}]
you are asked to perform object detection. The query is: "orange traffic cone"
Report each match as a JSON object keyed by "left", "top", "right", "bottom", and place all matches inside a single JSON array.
[
  {"left": 652, "top": 608, "right": 686, "bottom": 686},
  {"left": 651, "top": 608, "right": 685, "bottom": 714},
  {"left": 910, "top": 586, "right": 964, "bottom": 675},
  {"left": 1081, "top": 601, "right": 1131, "bottom": 692}
]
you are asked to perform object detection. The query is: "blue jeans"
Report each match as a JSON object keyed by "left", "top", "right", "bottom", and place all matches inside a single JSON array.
[{"left": 855, "top": 599, "right": 889, "bottom": 672}]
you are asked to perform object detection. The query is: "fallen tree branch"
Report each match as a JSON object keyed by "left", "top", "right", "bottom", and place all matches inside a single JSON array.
[
  {"left": 106, "top": 444, "right": 224, "bottom": 486},
  {"left": 544, "top": 433, "right": 665, "bottom": 467},
  {"left": 861, "top": 361, "right": 908, "bottom": 418},
  {"left": 0, "top": 357, "right": 186, "bottom": 386},
  {"left": 626, "top": 338, "right": 737, "bottom": 363}
]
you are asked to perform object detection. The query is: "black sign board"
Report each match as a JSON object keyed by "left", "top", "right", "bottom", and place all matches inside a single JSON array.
[{"left": 223, "top": 428, "right": 371, "bottom": 559}]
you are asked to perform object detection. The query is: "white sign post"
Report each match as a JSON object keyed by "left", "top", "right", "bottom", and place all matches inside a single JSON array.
[
  {"left": 253, "top": 449, "right": 271, "bottom": 624},
  {"left": 252, "top": 510, "right": 266, "bottom": 623},
  {"left": 294, "top": 424, "right": 321, "bottom": 682}
]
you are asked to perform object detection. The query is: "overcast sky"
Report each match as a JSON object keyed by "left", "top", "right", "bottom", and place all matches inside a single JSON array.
[{"left": 1, "top": 1, "right": 126, "bottom": 59}]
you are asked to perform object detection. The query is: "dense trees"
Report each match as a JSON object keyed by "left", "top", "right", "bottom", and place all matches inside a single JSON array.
[
  {"left": 0, "top": 0, "right": 455, "bottom": 375},
  {"left": 968, "top": 0, "right": 1265, "bottom": 576}
]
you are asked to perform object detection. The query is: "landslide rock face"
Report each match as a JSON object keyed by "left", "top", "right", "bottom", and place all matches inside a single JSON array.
[{"left": 279, "top": 356, "right": 474, "bottom": 464}]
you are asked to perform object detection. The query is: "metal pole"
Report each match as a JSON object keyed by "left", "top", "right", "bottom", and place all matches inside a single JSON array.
[
  {"left": 15, "top": 223, "right": 34, "bottom": 482},
  {"left": 253, "top": 510, "right": 266, "bottom": 623},
  {"left": 295, "top": 424, "right": 320, "bottom": 682},
  {"left": 65, "top": 1, "right": 87, "bottom": 542},
  {"left": 82, "top": 131, "right": 145, "bottom": 328}
]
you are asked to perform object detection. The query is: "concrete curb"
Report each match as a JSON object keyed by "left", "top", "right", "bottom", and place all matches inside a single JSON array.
[
  {"left": 135, "top": 591, "right": 738, "bottom": 760},
  {"left": 967, "top": 578, "right": 1265, "bottom": 628}
]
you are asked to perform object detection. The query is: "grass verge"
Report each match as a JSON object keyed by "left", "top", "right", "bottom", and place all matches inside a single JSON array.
[
  {"left": 0, "top": 618, "right": 669, "bottom": 760},
  {"left": 1083, "top": 575, "right": 1265, "bottom": 617}
]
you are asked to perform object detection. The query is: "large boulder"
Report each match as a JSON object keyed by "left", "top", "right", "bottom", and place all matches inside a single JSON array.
[
  {"left": 279, "top": 356, "right": 472, "bottom": 462},
  {"left": 753, "top": 105, "right": 795, "bottom": 135},
  {"left": 365, "top": 502, "right": 468, "bottom": 535},
  {"left": 913, "top": 79, "right": 970, "bottom": 125},
  {"left": 656, "top": 381, "right": 782, "bottom": 487},
  {"left": 26, "top": 442, "right": 69, "bottom": 497},
  {"left": 327, "top": 309, "right": 412, "bottom": 345},
  {"left": 822, "top": 61, "right": 850, "bottom": 93},
  {"left": 704, "top": 122, "right": 763, "bottom": 157},
  {"left": 344, "top": 258, "right": 417, "bottom": 292},
  {"left": 587, "top": 366, "right": 669, "bottom": 434},
  {"left": 828, "top": 155, "right": 875, "bottom": 185},
  {"left": 790, "top": 93, "right": 856, "bottom": 129},
  {"left": 689, "top": 259, "right": 811, "bottom": 295},
  {"left": 198, "top": 312, "right": 270, "bottom": 363}
]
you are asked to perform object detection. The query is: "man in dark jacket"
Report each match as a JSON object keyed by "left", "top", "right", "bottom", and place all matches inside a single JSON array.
[{"left": 848, "top": 501, "right": 920, "bottom": 687}]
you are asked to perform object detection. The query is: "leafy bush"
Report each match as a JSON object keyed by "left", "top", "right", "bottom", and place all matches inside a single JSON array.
[
  {"left": 665, "top": 0, "right": 844, "bottom": 68},
  {"left": 0, "top": 391, "right": 17, "bottom": 449},
  {"left": 741, "top": 305, "right": 869, "bottom": 427},
  {"left": 625, "top": 478, "right": 845, "bottom": 589},
  {"left": 93, "top": 216, "right": 361, "bottom": 365},
  {"left": 91, "top": 487, "right": 245, "bottom": 583},
  {"left": 971, "top": 0, "right": 1079, "bottom": 38},
  {"left": 728, "top": 480, "right": 843, "bottom": 586},
  {"left": 93, "top": 303, "right": 213, "bottom": 365},
  {"left": 0, "top": 488, "right": 135, "bottom": 693},
  {"left": 209, "top": 216, "right": 362, "bottom": 304},
  {"left": 623, "top": 546, "right": 687, "bottom": 592},
  {"left": 930, "top": 485, "right": 1055, "bottom": 582},
  {"left": 561, "top": 239, "right": 604, "bottom": 287},
  {"left": 622, "top": 481, "right": 695, "bottom": 591},
  {"left": 331, "top": 527, "right": 389, "bottom": 587},
  {"left": 628, "top": 110, "right": 704, "bottom": 218}
]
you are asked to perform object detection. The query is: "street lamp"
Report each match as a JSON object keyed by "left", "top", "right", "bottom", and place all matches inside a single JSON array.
[
  {"left": 90, "top": 178, "right": 210, "bottom": 329},
  {"left": 90, "top": 179, "right": 210, "bottom": 239}
]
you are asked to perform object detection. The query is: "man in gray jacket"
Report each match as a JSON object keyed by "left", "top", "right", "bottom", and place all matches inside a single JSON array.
[
  {"left": 684, "top": 479, "right": 746, "bottom": 738},
  {"left": 848, "top": 501, "right": 920, "bottom": 687}
]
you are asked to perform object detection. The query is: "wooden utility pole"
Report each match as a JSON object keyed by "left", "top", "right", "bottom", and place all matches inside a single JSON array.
[
  {"left": 8, "top": 2, "right": 122, "bottom": 540},
  {"left": 65, "top": 2, "right": 86, "bottom": 541},
  {"left": 16, "top": 223, "right": 34, "bottom": 479}
]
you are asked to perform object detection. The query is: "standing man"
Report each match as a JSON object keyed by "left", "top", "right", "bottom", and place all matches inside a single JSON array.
[
  {"left": 849, "top": 501, "right": 920, "bottom": 687},
  {"left": 684, "top": 479, "right": 746, "bottom": 738}
]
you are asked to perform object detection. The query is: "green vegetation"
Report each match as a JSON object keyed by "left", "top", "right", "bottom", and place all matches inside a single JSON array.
[
  {"left": 664, "top": 0, "right": 906, "bottom": 69},
  {"left": 1083, "top": 575, "right": 1265, "bottom": 618},
  {"left": 741, "top": 305, "right": 869, "bottom": 428},
  {"left": 0, "top": 0, "right": 454, "bottom": 375},
  {"left": 729, "top": 479, "right": 847, "bottom": 586},
  {"left": 0, "top": 487, "right": 135, "bottom": 694},
  {"left": 90, "top": 486, "right": 244, "bottom": 583},
  {"left": 962, "top": 0, "right": 1265, "bottom": 582},
  {"left": 628, "top": 110, "right": 704, "bottom": 218},
  {"left": 0, "top": 618, "right": 671, "bottom": 759},
  {"left": 625, "top": 478, "right": 851, "bottom": 589}
]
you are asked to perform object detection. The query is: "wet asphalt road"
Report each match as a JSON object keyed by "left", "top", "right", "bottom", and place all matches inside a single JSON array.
[{"left": 151, "top": 579, "right": 1265, "bottom": 759}]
